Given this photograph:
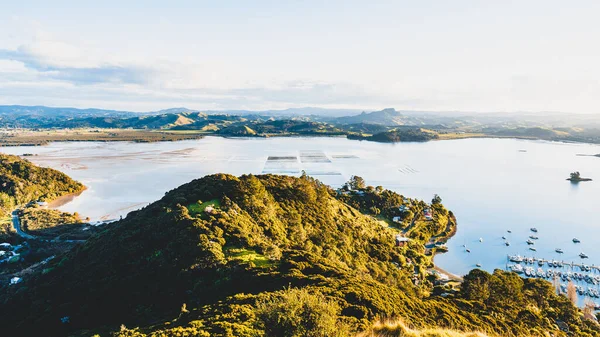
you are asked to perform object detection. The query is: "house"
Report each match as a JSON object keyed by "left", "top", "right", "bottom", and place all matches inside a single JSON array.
[
  {"left": 37, "top": 201, "right": 49, "bottom": 208},
  {"left": 423, "top": 209, "right": 433, "bottom": 220},
  {"left": 395, "top": 234, "right": 410, "bottom": 247},
  {"left": 10, "top": 277, "right": 21, "bottom": 285},
  {"left": 398, "top": 205, "right": 408, "bottom": 212},
  {"left": 204, "top": 205, "right": 215, "bottom": 213},
  {"left": 392, "top": 216, "right": 402, "bottom": 223}
]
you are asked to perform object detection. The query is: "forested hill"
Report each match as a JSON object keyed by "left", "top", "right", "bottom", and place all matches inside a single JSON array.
[
  {"left": 0, "top": 154, "right": 84, "bottom": 217},
  {"left": 0, "top": 174, "right": 597, "bottom": 336}
]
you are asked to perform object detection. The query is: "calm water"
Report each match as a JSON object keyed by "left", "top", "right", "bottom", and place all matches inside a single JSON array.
[{"left": 2, "top": 136, "right": 600, "bottom": 277}]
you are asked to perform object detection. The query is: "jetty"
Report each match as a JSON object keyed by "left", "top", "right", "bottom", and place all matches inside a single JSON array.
[{"left": 506, "top": 255, "right": 599, "bottom": 271}]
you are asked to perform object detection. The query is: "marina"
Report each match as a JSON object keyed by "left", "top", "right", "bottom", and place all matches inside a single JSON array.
[{"left": 506, "top": 254, "right": 600, "bottom": 302}]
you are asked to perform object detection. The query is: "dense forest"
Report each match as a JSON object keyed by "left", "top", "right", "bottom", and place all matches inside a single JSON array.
[
  {"left": 0, "top": 174, "right": 597, "bottom": 336},
  {"left": 0, "top": 154, "right": 84, "bottom": 219}
]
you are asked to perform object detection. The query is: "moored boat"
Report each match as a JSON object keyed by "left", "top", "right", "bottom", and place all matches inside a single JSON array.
[{"left": 509, "top": 254, "right": 524, "bottom": 263}]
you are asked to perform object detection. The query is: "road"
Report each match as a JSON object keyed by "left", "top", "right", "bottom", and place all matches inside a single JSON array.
[
  {"left": 11, "top": 209, "right": 86, "bottom": 243},
  {"left": 11, "top": 210, "right": 35, "bottom": 240},
  {"left": 401, "top": 207, "right": 423, "bottom": 235}
]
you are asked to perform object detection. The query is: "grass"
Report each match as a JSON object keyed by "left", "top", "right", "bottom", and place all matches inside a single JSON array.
[
  {"left": 0, "top": 128, "right": 206, "bottom": 146},
  {"left": 187, "top": 199, "right": 221, "bottom": 216},
  {"left": 436, "top": 132, "right": 487, "bottom": 140},
  {"left": 356, "top": 319, "right": 493, "bottom": 337},
  {"left": 224, "top": 247, "right": 275, "bottom": 268}
]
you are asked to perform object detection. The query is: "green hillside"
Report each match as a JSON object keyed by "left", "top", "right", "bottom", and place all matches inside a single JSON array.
[
  {"left": 0, "top": 174, "right": 597, "bottom": 336},
  {"left": 0, "top": 154, "right": 84, "bottom": 218}
]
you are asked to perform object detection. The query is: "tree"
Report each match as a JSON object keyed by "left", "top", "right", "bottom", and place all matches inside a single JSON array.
[
  {"left": 461, "top": 269, "right": 492, "bottom": 301},
  {"left": 347, "top": 175, "right": 366, "bottom": 190},
  {"left": 256, "top": 287, "right": 348, "bottom": 337},
  {"left": 432, "top": 194, "right": 442, "bottom": 205}
]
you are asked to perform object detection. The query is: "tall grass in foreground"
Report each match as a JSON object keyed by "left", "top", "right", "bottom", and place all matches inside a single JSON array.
[{"left": 356, "top": 319, "right": 492, "bottom": 337}]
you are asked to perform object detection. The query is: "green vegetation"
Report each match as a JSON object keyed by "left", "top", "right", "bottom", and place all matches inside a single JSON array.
[
  {"left": 224, "top": 247, "right": 275, "bottom": 268},
  {"left": 186, "top": 199, "right": 221, "bottom": 216},
  {"left": 256, "top": 287, "right": 349, "bottom": 337},
  {"left": 6, "top": 105, "right": 600, "bottom": 145},
  {"left": 0, "top": 154, "right": 84, "bottom": 239},
  {"left": 568, "top": 171, "right": 592, "bottom": 182},
  {"left": 19, "top": 206, "right": 93, "bottom": 239},
  {"left": 348, "top": 128, "right": 440, "bottom": 143},
  {"left": 0, "top": 174, "right": 596, "bottom": 336}
]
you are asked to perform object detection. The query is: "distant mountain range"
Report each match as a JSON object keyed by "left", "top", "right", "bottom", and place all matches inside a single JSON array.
[
  {"left": 2, "top": 105, "right": 600, "bottom": 145},
  {"left": 335, "top": 108, "right": 407, "bottom": 125}
]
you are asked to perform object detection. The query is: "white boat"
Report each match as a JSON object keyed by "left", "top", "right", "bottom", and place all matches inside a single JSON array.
[
  {"left": 509, "top": 255, "right": 524, "bottom": 263},
  {"left": 510, "top": 264, "right": 524, "bottom": 274},
  {"left": 536, "top": 268, "right": 545, "bottom": 277},
  {"left": 573, "top": 238, "right": 581, "bottom": 243},
  {"left": 555, "top": 248, "right": 563, "bottom": 254},
  {"left": 580, "top": 252, "right": 589, "bottom": 259}
]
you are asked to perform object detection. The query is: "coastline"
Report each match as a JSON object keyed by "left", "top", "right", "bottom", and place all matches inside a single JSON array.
[
  {"left": 47, "top": 187, "right": 87, "bottom": 209},
  {"left": 3, "top": 128, "right": 600, "bottom": 147},
  {"left": 430, "top": 214, "right": 463, "bottom": 282}
]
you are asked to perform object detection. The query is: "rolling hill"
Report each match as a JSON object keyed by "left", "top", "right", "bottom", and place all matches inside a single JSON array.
[{"left": 0, "top": 174, "right": 596, "bottom": 336}]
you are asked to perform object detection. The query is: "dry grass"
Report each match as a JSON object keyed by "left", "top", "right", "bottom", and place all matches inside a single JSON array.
[
  {"left": 356, "top": 319, "right": 493, "bottom": 337},
  {"left": 0, "top": 128, "right": 205, "bottom": 145}
]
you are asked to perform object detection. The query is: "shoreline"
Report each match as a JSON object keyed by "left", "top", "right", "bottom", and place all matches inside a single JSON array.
[
  {"left": 430, "top": 214, "right": 463, "bottom": 282},
  {"left": 47, "top": 188, "right": 87, "bottom": 209},
  {"left": 3, "top": 128, "right": 600, "bottom": 147}
]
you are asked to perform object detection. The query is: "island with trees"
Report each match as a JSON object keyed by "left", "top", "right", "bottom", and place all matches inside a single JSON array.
[{"left": 567, "top": 171, "right": 593, "bottom": 183}]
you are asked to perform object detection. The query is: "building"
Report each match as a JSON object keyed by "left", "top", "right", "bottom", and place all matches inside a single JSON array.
[
  {"left": 392, "top": 216, "right": 402, "bottom": 223},
  {"left": 395, "top": 234, "right": 410, "bottom": 247},
  {"left": 424, "top": 209, "right": 433, "bottom": 220}
]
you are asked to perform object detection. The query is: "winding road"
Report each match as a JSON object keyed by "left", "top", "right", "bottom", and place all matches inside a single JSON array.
[
  {"left": 11, "top": 210, "right": 35, "bottom": 240},
  {"left": 11, "top": 209, "right": 86, "bottom": 243}
]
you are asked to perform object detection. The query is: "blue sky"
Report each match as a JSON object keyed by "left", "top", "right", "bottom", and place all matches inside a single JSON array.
[{"left": 1, "top": 0, "right": 599, "bottom": 112}]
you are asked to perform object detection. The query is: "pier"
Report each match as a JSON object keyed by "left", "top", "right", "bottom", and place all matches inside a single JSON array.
[{"left": 506, "top": 255, "right": 600, "bottom": 271}]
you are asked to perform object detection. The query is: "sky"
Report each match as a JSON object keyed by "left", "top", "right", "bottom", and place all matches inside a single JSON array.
[{"left": 0, "top": 0, "right": 599, "bottom": 113}]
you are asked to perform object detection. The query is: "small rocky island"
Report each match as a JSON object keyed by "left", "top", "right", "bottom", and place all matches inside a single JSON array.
[{"left": 567, "top": 171, "right": 592, "bottom": 182}]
